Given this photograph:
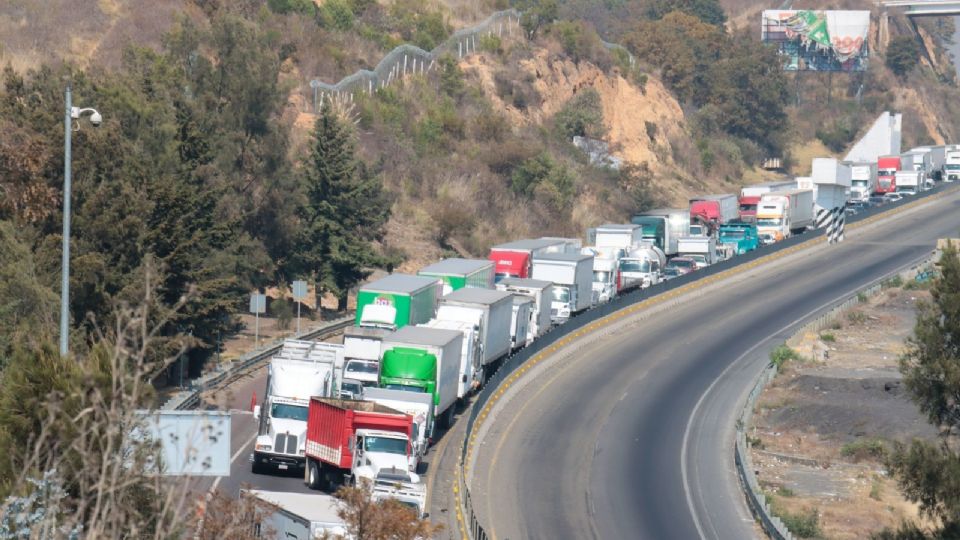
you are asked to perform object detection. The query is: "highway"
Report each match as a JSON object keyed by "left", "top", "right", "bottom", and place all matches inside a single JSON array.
[{"left": 467, "top": 187, "right": 960, "bottom": 540}]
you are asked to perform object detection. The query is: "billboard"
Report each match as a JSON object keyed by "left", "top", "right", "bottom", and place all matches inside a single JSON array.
[{"left": 761, "top": 10, "right": 870, "bottom": 72}]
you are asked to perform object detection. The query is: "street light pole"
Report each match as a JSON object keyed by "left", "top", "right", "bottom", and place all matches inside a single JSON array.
[{"left": 59, "top": 85, "right": 72, "bottom": 357}]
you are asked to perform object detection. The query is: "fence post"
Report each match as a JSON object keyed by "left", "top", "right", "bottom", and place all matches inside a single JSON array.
[
  {"left": 403, "top": 54, "right": 408, "bottom": 75},
  {"left": 459, "top": 41, "right": 463, "bottom": 58}
]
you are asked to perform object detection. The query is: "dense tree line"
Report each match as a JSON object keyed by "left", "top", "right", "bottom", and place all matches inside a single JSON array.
[{"left": 0, "top": 10, "right": 389, "bottom": 371}]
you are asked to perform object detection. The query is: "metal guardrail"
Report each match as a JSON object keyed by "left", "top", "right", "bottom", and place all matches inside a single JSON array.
[
  {"left": 161, "top": 316, "right": 354, "bottom": 411},
  {"left": 454, "top": 182, "right": 958, "bottom": 539},
  {"left": 733, "top": 253, "right": 937, "bottom": 540}
]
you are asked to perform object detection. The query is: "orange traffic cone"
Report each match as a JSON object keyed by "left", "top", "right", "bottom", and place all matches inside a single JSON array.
[{"left": 250, "top": 391, "right": 257, "bottom": 412}]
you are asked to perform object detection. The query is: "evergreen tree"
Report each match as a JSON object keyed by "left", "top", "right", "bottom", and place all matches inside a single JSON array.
[
  {"left": 887, "top": 36, "right": 920, "bottom": 79},
  {"left": 885, "top": 242, "right": 960, "bottom": 537},
  {"left": 290, "top": 102, "right": 391, "bottom": 311}
]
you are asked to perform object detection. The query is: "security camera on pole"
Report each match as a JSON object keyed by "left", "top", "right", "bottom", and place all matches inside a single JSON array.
[{"left": 60, "top": 84, "right": 102, "bottom": 357}]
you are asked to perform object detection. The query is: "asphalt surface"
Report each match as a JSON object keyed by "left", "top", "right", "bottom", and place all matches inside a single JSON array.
[{"left": 469, "top": 188, "right": 960, "bottom": 540}]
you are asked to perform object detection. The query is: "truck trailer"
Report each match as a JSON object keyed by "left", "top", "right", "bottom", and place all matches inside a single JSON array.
[
  {"left": 946, "top": 148, "right": 960, "bottom": 182},
  {"left": 532, "top": 252, "right": 594, "bottom": 323},
  {"left": 689, "top": 194, "right": 738, "bottom": 234},
  {"left": 677, "top": 236, "right": 717, "bottom": 268},
  {"left": 417, "top": 258, "right": 494, "bottom": 295},
  {"left": 355, "top": 274, "right": 439, "bottom": 331},
  {"left": 488, "top": 238, "right": 574, "bottom": 282},
  {"left": 593, "top": 224, "right": 643, "bottom": 251},
  {"left": 378, "top": 326, "right": 462, "bottom": 430},
  {"left": 630, "top": 208, "right": 691, "bottom": 256},
  {"left": 495, "top": 278, "right": 554, "bottom": 343},
  {"left": 895, "top": 170, "right": 923, "bottom": 195},
  {"left": 910, "top": 146, "right": 945, "bottom": 181},
  {"left": 755, "top": 189, "right": 813, "bottom": 244},
  {"left": 510, "top": 295, "right": 533, "bottom": 350},
  {"left": 245, "top": 490, "right": 347, "bottom": 538},
  {"left": 437, "top": 288, "right": 513, "bottom": 382},
  {"left": 738, "top": 181, "right": 796, "bottom": 221}
]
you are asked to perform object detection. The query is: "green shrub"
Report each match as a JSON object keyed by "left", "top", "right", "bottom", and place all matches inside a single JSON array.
[
  {"left": 882, "top": 274, "right": 904, "bottom": 289},
  {"left": 317, "top": 0, "right": 354, "bottom": 30},
  {"left": 554, "top": 89, "right": 604, "bottom": 140},
  {"left": 770, "top": 345, "right": 802, "bottom": 368},
  {"left": 820, "top": 333, "right": 836, "bottom": 343},
  {"left": 272, "top": 297, "right": 294, "bottom": 331},
  {"left": 816, "top": 117, "right": 858, "bottom": 153},
  {"left": 267, "top": 0, "right": 315, "bottom": 14},
  {"left": 777, "top": 486, "right": 796, "bottom": 497},
  {"left": 869, "top": 479, "right": 883, "bottom": 500},
  {"left": 778, "top": 508, "right": 822, "bottom": 538},
  {"left": 841, "top": 439, "right": 887, "bottom": 462},
  {"left": 548, "top": 20, "right": 609, "bottom": 68},
  {"left": 510, "top": 152, "right": 574, "bottom": 207},
  {"left": 886, "top": 36, "right": 920, "bottom": 78},
  {"left": 479, "top": 34, "right": 503, "bottom": 55},
  {"left": 847, "top": 310, "right": 867, "bottom": 325}
]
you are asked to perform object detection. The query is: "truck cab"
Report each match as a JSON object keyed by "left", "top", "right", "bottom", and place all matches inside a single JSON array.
[
  {"left": 352, "top": 429, "right": 420, "bottom": 481},
  {"left": 718, "top": 221, "right": 759, "bottom": 254},
  {"left": 618, "top": 245, "right": 665, "bottom": 290},
  {"left": 358, "top": 304, "right": 399, "bottom": 331},
  {"left": 343, "top": 359, "right": 379, "bottom": 388}
]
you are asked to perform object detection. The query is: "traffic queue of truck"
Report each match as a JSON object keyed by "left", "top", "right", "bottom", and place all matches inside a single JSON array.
[
  {"left": 876, "top": 144, "right": 958, "bottom": 195},
  {"left": 247, "top": 146, "right": 954, "bottom": 528}
]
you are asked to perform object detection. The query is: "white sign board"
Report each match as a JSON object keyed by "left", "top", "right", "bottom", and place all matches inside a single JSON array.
[
  {"left": 292, "top": 280, "right": 308, "bottom": 300},
  {"left": 249, "top": 293, "right": 266, "bottom": 314},
  {"left": 136, "top": 411, "right": 231, "bottom": 476}
]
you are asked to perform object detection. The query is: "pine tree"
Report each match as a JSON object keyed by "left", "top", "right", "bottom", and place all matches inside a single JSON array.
[
  {"left": 885, "top": 242, "right": 960, "bottom": 537},
  {"left": 290, "top": 102, "right": 391, "bottom": 311}
]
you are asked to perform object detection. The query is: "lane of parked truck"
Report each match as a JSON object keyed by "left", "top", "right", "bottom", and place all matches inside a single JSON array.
[{"left": 239, "top": 143, "right": 959, "bottom": 535}]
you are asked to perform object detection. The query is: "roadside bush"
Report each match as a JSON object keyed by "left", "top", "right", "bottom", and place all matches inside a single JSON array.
[
  {"left": 770, "top": 345, "right": 803, "bottom": 368},
  {"left": 841, "top": 438, "right": 888, "bottom": 462},
  {"left": 268, "top": 0, "right": 315, "bottom": 15},
  {"left": 548, "top": 20, "right": 610, "bottom": 68},
  {"left": 816, "top": 117, "right": 858, "bottom": 153},
  {"left": 820, "top": 333, "right": 836, "bottom": 343},
  {"left": 778, "top": 507, "right": 822, "bottom": 538},
  {"left": 479, "top": 34, "right": 503, "bottom": 55},
  {"left": 472, "top": 108, "right": 509, "bottom": 142},
  {"left": 554, "top": 88, "right": 605, "bottom": 140},
  {"left": 272, "top": 297, "right": 294, "bottom": 331},
  {"left": 317, "top": 0, "right": 354, "bottom": 30}
]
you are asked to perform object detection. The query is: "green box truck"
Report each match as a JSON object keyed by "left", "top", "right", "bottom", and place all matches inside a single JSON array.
[
  {"left": 417, "top": 258, "right": 495, "bottom": 295},
  {"left": 378, "top": 326, "right": 462, "bottom": 431},
  {"left": 354, "top": 274, "right": 439, "bottom": 330}
]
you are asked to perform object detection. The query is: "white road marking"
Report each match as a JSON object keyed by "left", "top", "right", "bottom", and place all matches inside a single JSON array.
[
  {"left": 209, "top": 427, "right": 257, "bottom": 493},
  {"left": 680, "top": 251, "right": 934, "bottom": 540}
]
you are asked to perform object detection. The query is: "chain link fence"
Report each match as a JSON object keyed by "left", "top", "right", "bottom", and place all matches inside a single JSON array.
[{"left": 307, "top": 9, "right": 521, "bottom": 109}]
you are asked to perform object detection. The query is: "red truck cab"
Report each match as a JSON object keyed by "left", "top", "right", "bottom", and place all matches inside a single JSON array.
[
  {"left": 877, "top": 156, "right": 900, "bottom": 194},
  {"left": 488, "top": 249, "right": 531, "bottom": 281},
  {"left": 738, "top": 196, "right": 761, "bottom": 221}
]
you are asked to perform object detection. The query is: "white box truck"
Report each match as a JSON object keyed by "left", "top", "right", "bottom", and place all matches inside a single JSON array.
[
  {"left": 420, "top": 317, "right": 482, "bottom": 398},
  {"left": 895, "top": 170, "right": 923, "bottom": 195},
  {"left": 252, "top": 340, "right": 340, "bottom": 475},
  {"left": 945, "top": 148, "right": 960, "bottom": 182},
  {"left": 677, "top": 236, "right": 717, "bottom": 268},
  {"left": 379, "top": 326, "right": 462, "bottom": 430},
  {"left": 437, "top": 288, "right": 514, "bottom": 383},
  {"left": 510, "top": 295, "right": 533, "bottom": 349},
  {"left": 532, "top": 252, "right": 594, "bottom": 323},
  {"left": 593, "top": 224, "right": 643, "bottom": 250},
  {"left": 245, "top": 490, "right": 347, "bottom": 538},
  {"left": 911, "top": 146, "right": 945, "bottom": 181},
  {"left": 495, "top": 278, "right": 554, "bottom": 343},
  {"left": 342, "top": 326, "right": 387, "bottom": 388}
]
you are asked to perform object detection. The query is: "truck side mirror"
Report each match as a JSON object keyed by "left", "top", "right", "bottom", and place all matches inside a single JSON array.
[{"left": 253, "top": 405, "right": 260, "bottom": 420}]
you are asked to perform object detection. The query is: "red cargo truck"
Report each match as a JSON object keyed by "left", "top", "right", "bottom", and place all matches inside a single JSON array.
[
  {"left": 876, "top": 155, "right": 901, "bottom": 194},
  {"left": 304, "top": 397, "right": 418, "bottom": 493},
  {"left": 488, "top": 238, "right": 573, "bottom": 282}
]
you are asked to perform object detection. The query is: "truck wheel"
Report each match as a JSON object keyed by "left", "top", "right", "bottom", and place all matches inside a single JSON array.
[{"left": 306, "top": 459, "right": 322, "bottom": 490}]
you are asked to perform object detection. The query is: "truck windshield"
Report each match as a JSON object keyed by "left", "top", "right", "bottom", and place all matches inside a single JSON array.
[
  {"left": 739, "top": 203, "right": 756, "bottom": 213},
  {"left": 755, "top": 218, "right": 782, "bottom": 227},
  {"left": 346, "top": 361, "right": 379, "bottom": 375},
  {"left": 946, "top": 164, "right": 960, "bottom": 170},
  {"left": 720, "top": 229, "right": 745, "bottom": 239},
  {"left": 384, "top": 383, "right": 427, "bottom": 393},
  {"left": 593, "top": 271, "right": 611, "bottom": 283},
  {"left": 552, "top": 286, "right": 571, "bottom": 303},
  {"left": 271, "top": 403, "right": 308, "bottom": 421},
  {"left": 620, "top": 260, "right": 650, "bottom": 273},
  {"left": 364, "top": 436, "right": 408, "bottom": 455},
  {"left": 851, "top": 180, "right": 868, "bottom": 187},
  {"left": 878, "top": 169, "right": 896, "bottom": 176}
]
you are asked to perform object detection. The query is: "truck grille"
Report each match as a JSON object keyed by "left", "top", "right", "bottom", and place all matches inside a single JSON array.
[{"left": 274, "top": 434, "right": 299, "bottom": 454}]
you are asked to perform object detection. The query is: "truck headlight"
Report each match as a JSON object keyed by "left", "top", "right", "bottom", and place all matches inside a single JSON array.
[{"left": 256, "top": 444, "right": 272, "bottom": 452}]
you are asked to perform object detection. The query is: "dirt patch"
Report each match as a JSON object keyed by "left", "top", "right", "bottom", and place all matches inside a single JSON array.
[{"left": 749, "top": 286, "right": 939, "bottom": 538}]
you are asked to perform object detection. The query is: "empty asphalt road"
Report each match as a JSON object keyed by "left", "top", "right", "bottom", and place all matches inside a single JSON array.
[{"left": 468, "top": 187, "right": 960, "bottom": 540}]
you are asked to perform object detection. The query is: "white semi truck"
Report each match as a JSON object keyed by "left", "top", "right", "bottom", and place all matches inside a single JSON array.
[
  {"left": 755, "top": 189, "right": 814, "bottom": 244},
  {"left": 677, "top": 236, "right": 718, "bottom": 268},
  {"left": 532, "top": 252, "right": 594, "bottom": 323},
  {"left": 945, "top": 147, "right": 960, "bottom": 182},
  {"left": 252, "top": 340, "right": 341, "bottom": 475},
  {"left": 342, "top": 326, "right": 387, "bottom": 388},
  {"left": 847, "top": 162, "right": 877, "bottom": 201}
]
